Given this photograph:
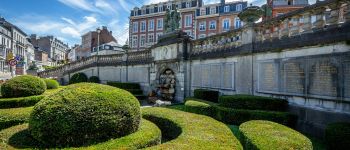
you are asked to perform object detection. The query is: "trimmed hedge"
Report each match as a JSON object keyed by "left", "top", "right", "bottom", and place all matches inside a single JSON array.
[
  {"left": 0, "top": 119, "right": 161, "bottom": 150},
  {"left": 107, "top": 82, "right": 140, "bottom": 89},
  {"left": 125, "top": 89, "right": 143, "bottom": 95},
  {"left": 142, "top": 107, "right": 243, "bottom": 150},
  {"left": 29, "top": 83, "right": 141, "bottom": 147},
  {"left": 44, "top": 79, "right": 59, "bottom": 89},
  {"left": 69, "top": 73, "right": 88, "bottom": 84},
  {"left": 1, "top": 75, "right": 46, "bottom": 98},
  {"left": 325, "top": 122, "right": 350, "bottom": 150},
  {"left": 0, "top": 107, "right": 32, "bottom": 130},
  {"left": 88, "top": 76, "right": 100, "bottom": 83},
  {"left": 239, "top": 120, "right": 312, "bottom": 150},
  {"left": 0, "top": 95, "right": 45, "bottom": 109},
  {"left": 184, "top": 98, "right": 296, "bottom": 127},
  {"left": 219, "top": 95, "right": 288, "bottom": 111},
  {"left": 194, "top": 89, "right": 219, "bottom": 102}
]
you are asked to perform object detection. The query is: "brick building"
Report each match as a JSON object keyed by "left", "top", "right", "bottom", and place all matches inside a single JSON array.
[
  {"left": 76, "top": 26, "right": 117, "bottom": 60},
  {"left": 129, "top": 0, "right": 247, "bottom": 51},
  {"left": 267, "top": 0, "right": 308, "bottom": 18}
]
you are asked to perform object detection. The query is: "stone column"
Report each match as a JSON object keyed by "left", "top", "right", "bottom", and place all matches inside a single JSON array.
[
  {"left": 290, "top": 16, "right": 301, "bottom": 36},
  {"left": 281, "top": 19, "right": 290, "bottom": 37},
  {"left": 302, "top": 12, "right": 312, "bottom": 33}
]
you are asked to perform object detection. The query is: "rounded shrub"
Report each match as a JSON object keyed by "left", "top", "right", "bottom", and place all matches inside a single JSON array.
[
  {"left": 1, "top": 75, "right": 46, "bottom": 98},
  {"left": 44, "top": 79, "right": 59, "bottom": 89},
  {"left": 88, "top": 76, "right": 100, "bottom": 83},
  {"left": 29, "top": 83, "right": 141, "bottom": 147},
  {"left": 239, "top": 120, "right": 312, "bottom": 150},
  {"left": 69, "top": 73, "right": 88, "bottom": 84}
]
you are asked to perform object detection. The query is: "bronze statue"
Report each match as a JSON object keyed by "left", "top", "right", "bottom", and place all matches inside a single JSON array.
[{"left": 164, "top": 6, "right": 181, "bottom": 33}]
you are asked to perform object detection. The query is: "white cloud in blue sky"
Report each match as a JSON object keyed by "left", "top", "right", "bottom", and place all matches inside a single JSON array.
[{"left": 0, "top": 0, "right": 316, "bottom": 47}]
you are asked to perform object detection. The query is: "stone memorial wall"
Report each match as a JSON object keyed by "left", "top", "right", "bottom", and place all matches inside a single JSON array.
[{"left": 258, "top": 62, "right": 279, "bottom": 92}]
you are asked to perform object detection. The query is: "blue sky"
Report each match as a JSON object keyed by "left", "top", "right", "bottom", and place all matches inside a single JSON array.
[{"left": 0, "top": 0, "right": 315, "bottom": 47}]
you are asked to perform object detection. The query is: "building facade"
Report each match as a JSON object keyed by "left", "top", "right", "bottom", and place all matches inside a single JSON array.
[
  {"left": 129, "top": 0, "right": 247, "bottom": 51},
  {"left": 91, "top": 41, "right": 124, "bottom": 56},
  {"left": 76, "top": 26, "right": 117, "bottom": 60},
  {"left": 266, "top": 0, "right": 309, "bottom": 18},
  {"left": 30, "top": 35, "right": 69, "bottom": 65},
  {"left": 0, "top": 20, "right": 12, "bottom": 76}
]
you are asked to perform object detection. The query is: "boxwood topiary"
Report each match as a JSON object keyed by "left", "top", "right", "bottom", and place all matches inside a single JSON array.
[
  {"left": 29, "top": 83, "right": 141, "bottom": 147},
  {"left": 1, "top": 75, "right": 46, "bottom": 98},
  {"left": 239, "top": 120, "right": 312, "bottom": 150},
  {"left": 193, "top": 89, "right": 219, "bottom": 103},
  {"left": 219, "top": 95, "right": 288, "bottom": 111},
  {"left": 88, "top": 76, "right": 100, "bottom": 83},
  {"left": 44, "top": 79, "right": 59, "bottom": 89},
  {"left": 325, "top": 122, "right": 350, "bottom": 150},
  {"left": 69, "top": 73, "right": 88, "bottom": 84}
]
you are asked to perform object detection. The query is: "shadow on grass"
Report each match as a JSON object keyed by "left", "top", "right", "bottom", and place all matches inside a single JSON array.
[{"left": 8, "top": 129, "right": 44, "bottom": 149}]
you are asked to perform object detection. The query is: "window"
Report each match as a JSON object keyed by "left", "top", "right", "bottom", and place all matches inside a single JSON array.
[
  {"left": 140, "top": 35, "right": 146, "bottom": 47},
  {"left": 199, "top": 34, "right": 206, "bottom": 39},
  {"left": 200, "top": 8, "right": 206, "bottom": 16},
  {"left": 223, "top": 19, "right": 230, "bottom": 30},
  {"left": 148, "top": 20, "right": 154, "bottom": 31},
  {"left": 209, "top": 21, "right": 216, "bottom": 30},
  {"left": 199, "top": 22, "right": 206, "bottom": 31},
  {"left": 140, "top": 21, "right": 146, "bottom": 32},
  {"left": 132, "top": 36, "right": 138, "bottom": 48},
  {"left": 236, "top": 4, "right": 242, "bottom": 11},
  {"left": 148, "top": 34, "right": 154, "bottom": 43},
  {"left": 186, "top": 2, "right": 191, "bottom": 8},
  {"left": 185, "top": 15, "right": 192, "bottom": 27},
  {"left": 235, "top": 18, "right": 241, "bottom": 29},
  {"left": 157, "top": 18, "right": 163, "bottom": 30},
  {"left": 210, "top": 7, "right": 216, "bottom": 14},
  {"left": 158, "top": 5, "right": 163, "bottom": 12},
  {"left": 224, "top": 6, "right": 230, "bottom": 12},
  {"left": 167, "top": 4, "right": 172, "bottom": 10},
  {"left": 149, "top": 7, "right": 154, "bottom": 13},
  {"left": 142, "top": 9, "right": 146, "bottom": 15},
  {"left": 133, "top": 22, "right": 138, "bottom": 33}
]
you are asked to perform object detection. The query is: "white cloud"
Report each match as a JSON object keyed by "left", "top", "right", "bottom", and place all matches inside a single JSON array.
[
  {"left": 61, "top": 17, "right": 76, "bottom": 25},
  {"left": 58, "top": 0, "right": 96, "bottom": 12},
  {"left": 61, "top": 27, "right": 81, "bottom": 38}
]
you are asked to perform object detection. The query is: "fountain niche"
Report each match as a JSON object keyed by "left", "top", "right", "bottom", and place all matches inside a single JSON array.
[{"left": 159, "top": 69, "right": 176, "bottom": 101}]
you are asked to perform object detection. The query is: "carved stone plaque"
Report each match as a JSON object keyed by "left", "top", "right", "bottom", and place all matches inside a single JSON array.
[
  {"left": 222, "top": 64, "right": 233, "bottom": 89},
  {"left": 283, "top": 62, "right": 305, "bottom": 94},
  {"left": 259, "top": 62, "right": 278, "bottom": 92},
  {"left": 309, "top": 60, "right": 338, "bottom": 97}
]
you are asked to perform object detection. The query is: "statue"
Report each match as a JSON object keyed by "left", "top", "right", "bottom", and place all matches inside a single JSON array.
[{"left": 164, "top": 6, "right": 181, "bottom": 33}]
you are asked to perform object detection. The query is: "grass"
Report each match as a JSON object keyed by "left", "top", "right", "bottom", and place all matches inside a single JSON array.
[
  {"left": 0, "top": 107, "right": 33, "bottom": 130},
  {"left": 0, "top": 119, "right": 161, "bottom": 150},
  {"left": 142, "top": 107, "right": 243, "bottom": 150}
]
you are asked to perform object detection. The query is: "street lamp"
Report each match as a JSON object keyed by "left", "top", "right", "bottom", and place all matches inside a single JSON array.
[{"left": 97, "top": 28, "right": 101, "bottom": 77}]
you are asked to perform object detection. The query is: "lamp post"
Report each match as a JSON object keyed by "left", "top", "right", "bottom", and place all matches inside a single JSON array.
[{"left": 97, "top": 28, "right": 101, "bottom": 77}]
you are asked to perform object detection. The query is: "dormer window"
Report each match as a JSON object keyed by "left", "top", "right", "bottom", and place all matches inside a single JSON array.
[
  {"left": 167, "top": 4, "right": 172, "bottom": 10},
  {"left": 200, "top": 8, "right": 206, "bottom": 16},
  {"left": 186, "top": 2, "right": 191, "bottom": 8},
  {"left": 210, "top": 7, "right": 216, "bottom": 14},
  {"left": 158, "top": 5, "right": 163, "bottom": 12},
  {"left": 141, "top": 9, "right": 146, "bottom": 15},
  {"left": 236, "top": 4, "right": 242, "bottom": 11}
]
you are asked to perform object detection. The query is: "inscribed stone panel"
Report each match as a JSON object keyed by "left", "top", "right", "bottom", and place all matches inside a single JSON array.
[
  {"left": 222, "top": 64, "right": 233, "bottom": 89},
  {"left": 309, "top": 59, "right": 338, "bottom": 97},
  {"left": 344, "top": 62, "right": 350, "bottom": 98},
  {"left": 201, "top": 65, "right": 210, "bottom": 87},
  {"left": 192, "top": 65, "right": 202, "bottom": 86},
  {"left": 210, "top": 64, "right": 221, "bottom": 88},
  {"left": 259, "top": 62, "right": 278, "bottom": 92},
  {"left": 282, "top": 61, "right": 305, "bottom": 94}
]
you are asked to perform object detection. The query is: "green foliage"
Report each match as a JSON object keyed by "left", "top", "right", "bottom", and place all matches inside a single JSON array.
[
  {"left": 184, "top": 98, "right": 296, "bottom": 127},
  {"left": 69, "top": 73, "right": 88, "bottom": 84},
  {"left": 325, "top": 122, "right": 350, "bottom": 150},
  {"left": 142, "top": 107, "right": 243, "bottom": 150},
  {"left": 239, "top": 120, "right": 312, "bottom": 150},
  {"left": 219, "top": 95, "right": 288, "bottom": 111},
  {"left": 0, "top": 107, "right": 32, "bottom": 130},
  {"left": 44, "top": 79, "right": 59, "bottom": 89},
  {"left": 0, "top": 95, "right": 44, "bottom": 109},
  {"left": 1, "top": 75, "right": 46, "bottom": 98},
  {"left": 29, "top": 83, "right": 141, "bottom": 147},
  {"left": 193, "top": 89, "right": 219, "bottom": 103},
  {"left": 43, "top": 65, "right": 58, "bottom": 71},
  {"left": 0, "top": 119, "right": 161, "bottom": 150},
  {"left": 107, "top": 82, "right": 140, "bottom": 89},
  {"left": 184, "top": 98, "right": 217, "bottom": 118},
  {"left": 88, "top": 76, "right": 100, "bottom": 83}
]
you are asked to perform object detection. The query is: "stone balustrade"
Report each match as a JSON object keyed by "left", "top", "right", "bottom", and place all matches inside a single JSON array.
[{"left": 38, "top": 50, "right": 152, "bottom": 78}]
